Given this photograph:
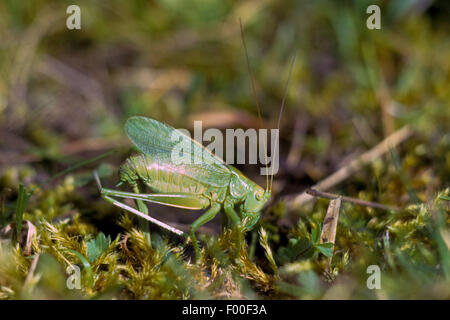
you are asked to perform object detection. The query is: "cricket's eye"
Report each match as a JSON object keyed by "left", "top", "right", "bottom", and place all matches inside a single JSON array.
[{"left": 255, "top": 191, "right": 263, "bottom": 201}]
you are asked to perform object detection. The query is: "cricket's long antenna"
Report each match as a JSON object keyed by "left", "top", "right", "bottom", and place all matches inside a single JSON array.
[
  {"left": 269, "top": 52, "right": 297, "bottom": 192},
  {"left": 239, "top": 18, "right": 269, "bottom": 191}
]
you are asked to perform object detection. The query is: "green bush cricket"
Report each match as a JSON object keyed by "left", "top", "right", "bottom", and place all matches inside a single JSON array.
[
  {"left": 95, "top": 29, "right": 296, "bottom": 262},
  {"left": 96, "top": 116, "right": 272, "bottom": 260}
]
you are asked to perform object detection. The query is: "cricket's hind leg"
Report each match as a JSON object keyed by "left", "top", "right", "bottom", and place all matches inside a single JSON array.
[
  {"left": 95, "top": 171, "right": 218, "bottom": 262},
  {"left": 99, "top": 188, "right": 209, "bottom": 210},
  {"left": 101, "top": 193, "right": 187, "bottom": 238},
  {"left": 105, "top": 186, "right": 224, "bottom": 263},
  {"left": 104, "top": 189, "right": 219, "bottom": 262},
  {"left": 94, "top": 171, "right": 196, "bottom": 237}
]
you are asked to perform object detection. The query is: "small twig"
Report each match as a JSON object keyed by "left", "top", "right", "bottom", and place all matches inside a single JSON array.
[
  {"left": 321, "top": 197, "right": 342, "bottom": 271},
  {"left": 286, "top": 126, "right": 413, "bottom": 209},
  {"left": 24, "top": 254, "right": 40, "bottom": 287},
  {"left": 24, "top": 221, "right": 37, "bottom": 256},
  {"left": 320, "top": 197, "right": 342, "bottom": 244},
  {"left": 307, "top": 189, "right": 399, "bottom": 212}
]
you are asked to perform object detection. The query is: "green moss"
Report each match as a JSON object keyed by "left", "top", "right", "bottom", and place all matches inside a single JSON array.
[{"left": 0, "top": 0, "right": 449, "bottom": 300}]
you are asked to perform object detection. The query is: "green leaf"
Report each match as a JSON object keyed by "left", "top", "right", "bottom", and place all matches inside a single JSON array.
[
  {"left": 276, "top": 237, "right": 314, "bottom": 264},
  {"left": 315, "top": 242, "right": 334, "bottom": 257},
  {"left": 86, "top": 232, "right": 111, "bottom": 262},
  {"left": 317, "top": 242, "right": 334, "bottom": 248},
  {"left": 439, "top": 195, "right": 450, "bottom": 201}
]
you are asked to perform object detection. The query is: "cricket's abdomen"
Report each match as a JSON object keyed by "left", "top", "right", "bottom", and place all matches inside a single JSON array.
[{"left": 119, "top": 154, "right": 226, "bottom": 201}]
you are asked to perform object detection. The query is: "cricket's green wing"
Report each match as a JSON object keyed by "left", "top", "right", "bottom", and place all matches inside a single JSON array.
[{"left": 125, "top": 116, "right": 231, "bottom": 187}]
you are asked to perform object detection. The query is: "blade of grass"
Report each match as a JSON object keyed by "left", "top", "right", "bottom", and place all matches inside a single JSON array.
[
  {"left": 432, "top": 204, "right": 450, "bottom": 279},
  {"left": 306, "top": 188, "right": 398, "bottom": 211},
  {"left": 259, "top": 227, "right": 278, "bottom": 275},
  {"left": 30, "top": 149, "right": 116, "bottom": 193},
  {"left": 68, "top": 249, "right": 94, "bottom": 289},
  {"left": 15, "top": 183, "right": 31, "bottom": 237}
]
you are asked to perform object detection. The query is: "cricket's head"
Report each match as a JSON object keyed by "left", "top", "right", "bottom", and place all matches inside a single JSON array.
[{"left": 241, "top": 185, "right": 271, "bottom": 230}]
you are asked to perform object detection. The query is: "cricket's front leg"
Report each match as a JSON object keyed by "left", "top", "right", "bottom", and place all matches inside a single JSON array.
[
  {"left": 224, "top": 200, "right": 242, "bottom": 259},
  {"left": 190, "top": 203, "right": 221, "bottom": 263}
]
